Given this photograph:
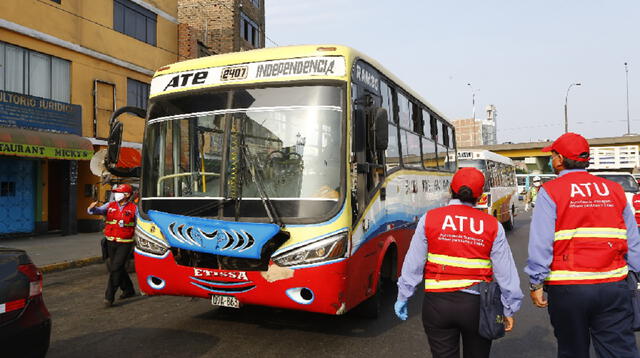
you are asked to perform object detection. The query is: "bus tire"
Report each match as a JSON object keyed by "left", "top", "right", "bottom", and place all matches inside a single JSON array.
[
  {"left": 353, "top": 249, "right": 395, "bottom": 319},
  {"left": 503, "top": 206, "right": 515, "bottom": 231}
]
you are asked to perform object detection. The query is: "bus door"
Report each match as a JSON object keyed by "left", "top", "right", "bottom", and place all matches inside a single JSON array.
[{"left": 351, "top": 80, "right": 388, "bottom": 225}]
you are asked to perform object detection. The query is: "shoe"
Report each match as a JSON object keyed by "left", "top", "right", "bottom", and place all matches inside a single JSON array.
[
  {"left": 119, "top": 291, "right": 137, "bottom": 300},
  {"left": 103, "top": 299, "right": 114, "bottom": 308}
]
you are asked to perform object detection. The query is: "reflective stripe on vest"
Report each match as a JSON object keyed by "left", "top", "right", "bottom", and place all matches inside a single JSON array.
[
  {"left": 546, "top": 265, "right": 628, "bottom": 282},
  {"left": 554, "top": 227, "right": 627, "bottom": 241},
  {"left": 106, "top": 236, "right": 135, "bottom": 243},
  {"left": 427, "top": 253, "right": 492, "bottom": 269},
  {"left": 424, "top": 279, "right": 483, "bottom": 290},
  {"left": 105, "top": 220, "right": 135, "bottom": 227}
]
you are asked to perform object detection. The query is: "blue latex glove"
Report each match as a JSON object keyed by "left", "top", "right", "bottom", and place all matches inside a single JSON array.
[{"left": 394, "top": 299, "right": 408, "bottom": 320}]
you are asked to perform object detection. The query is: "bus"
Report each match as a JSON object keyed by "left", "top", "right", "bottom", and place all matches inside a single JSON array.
[
  {"left": 516, "top": 173, "right": 556, "bottom": 200},
  {"left": 105, "top": 45, "right": 457, "bottom": 316},
  {"left": 457, "top": 150, "right": 517, "bottom": 230}
]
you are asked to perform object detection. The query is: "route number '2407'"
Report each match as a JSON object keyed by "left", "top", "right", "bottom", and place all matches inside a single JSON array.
[{"left": 221, "top": 66, "right": 248, "bottom": 81}]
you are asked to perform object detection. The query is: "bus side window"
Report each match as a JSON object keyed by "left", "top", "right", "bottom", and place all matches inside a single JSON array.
[
  {"left": 447, "top": 126, "right": 457, "bottom": 170},
  {"left": 435, "top": 118, "right": 449, "bottom": 171},
  {"left": 400, "top": 129, "right": 421, "bottom": 169},
  {"left": 421, "top": 135, "right": 438, "bottom": 169},
  {"left": 397, "top": 91, "right": 412, "bottom": 130}
]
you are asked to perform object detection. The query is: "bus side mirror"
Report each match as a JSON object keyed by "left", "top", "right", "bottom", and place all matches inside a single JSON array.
[
  {"left": 373, "top": 107, "right": 388, "bottom": 151},
  {"left": 105, "top": 106, "right": 146, "bottom": 178},
  {"left": 107, "top": 121, "right": 123, "bottom": 165}
]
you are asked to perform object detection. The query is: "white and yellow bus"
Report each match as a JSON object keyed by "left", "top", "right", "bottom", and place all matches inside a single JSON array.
[
  {"left": 457, "top": 150, "right": 517, "bottom": 230},
  {"left": 106, "top": 45, "right": 457, "bottom": 316}
]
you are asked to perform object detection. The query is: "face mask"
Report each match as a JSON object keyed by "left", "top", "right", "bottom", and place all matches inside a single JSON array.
[
  {"left": 533, "top": 182, "right": 541, "bottom": 187},
  {"left": 114, "top": 193, "right": 126, "bottom": 202}
]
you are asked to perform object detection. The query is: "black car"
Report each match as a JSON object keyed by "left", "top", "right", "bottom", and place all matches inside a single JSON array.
[{"left": 0, "top": 248, "right": 51, "bottom": 357}]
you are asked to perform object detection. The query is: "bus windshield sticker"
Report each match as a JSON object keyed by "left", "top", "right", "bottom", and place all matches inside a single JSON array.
[{"left": 151, "top": 56, "right": 346, "bottom": 96}]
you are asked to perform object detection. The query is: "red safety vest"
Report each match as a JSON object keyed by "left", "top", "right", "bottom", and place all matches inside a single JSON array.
[
  {"left": 543, "top": 171, "right": 629, "bottom": 285},
  {"left": 423, "top": 204, "right": 498, "bottom": 292},
  {"left": 104, "top": 201, "right": 137, "bottom": 243},
  {"left": 633, "top": 193, "right": 640, "bottom": 227}
]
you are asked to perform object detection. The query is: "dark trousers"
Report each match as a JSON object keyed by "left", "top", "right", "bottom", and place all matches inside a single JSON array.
[
  {"left": 422, "top": 291, "right": 492, "bottom": 358},
  {"left": 105, "top": 240, "right": 134, "bottom": 301},
  {"left": 547, "top": 280, "right": 640, "bottom": 358}
]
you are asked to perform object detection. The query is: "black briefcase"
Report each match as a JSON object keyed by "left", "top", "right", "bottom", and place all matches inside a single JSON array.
[
  {"left": 478, "top": 281, "right": 506, "bottom": 340},
  {"left": 626, "top": 271, "right": 640, "bottom": 331}
]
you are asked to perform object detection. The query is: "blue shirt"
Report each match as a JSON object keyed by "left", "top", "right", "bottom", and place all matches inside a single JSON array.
[
  {"left": 88, "top": 201, "right": 138, "bottom": 216},
  {"left": 525, "top": 169, "right": 640, "bottom": 285},
  {"left": 396, "top": 199, "right": 524, "bottom": 316}
]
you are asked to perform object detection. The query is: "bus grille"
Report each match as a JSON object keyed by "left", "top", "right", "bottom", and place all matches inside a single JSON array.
[{"left": 170, "top": 231, "right": 288, "bottom": 271}]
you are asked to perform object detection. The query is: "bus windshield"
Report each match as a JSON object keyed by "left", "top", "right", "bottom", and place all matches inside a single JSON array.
[{"left": 141, "top": 85, "right": 344, "bottom": 221}]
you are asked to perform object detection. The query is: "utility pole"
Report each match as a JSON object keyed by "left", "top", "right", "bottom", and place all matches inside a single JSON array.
[{"left": 625, "top": 62, "right": 631, "bottom": 134}]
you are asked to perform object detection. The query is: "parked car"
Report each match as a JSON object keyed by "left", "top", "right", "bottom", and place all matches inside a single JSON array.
[
  {"left": 592, "top": 172, "right": 639, "bottom": 206},
  {"left": 0, "top": 248, "right": 51, "bottom": 357}
]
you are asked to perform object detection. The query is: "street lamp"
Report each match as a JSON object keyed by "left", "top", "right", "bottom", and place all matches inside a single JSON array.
[
  {"left": 564, "top": 82, "right": 582, "bottom": 133},
  {"left": 467, "top": 83, "right": 477, "bottom": 120},
  {"left": 625, "top": 62, "right": 630, "bottom": 134}
]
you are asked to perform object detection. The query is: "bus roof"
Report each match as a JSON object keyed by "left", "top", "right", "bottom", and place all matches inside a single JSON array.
[
  {"left": 457, "top": 149, "right": 514, "bottom": 166},
  {"left": 151, "top": 44, "right": 450, "bottom": 124}
]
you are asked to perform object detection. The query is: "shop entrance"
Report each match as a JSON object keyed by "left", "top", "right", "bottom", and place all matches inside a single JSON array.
[
  {"left": 47, "top": 160, "right": 67, "bottom": 232},
  {"left": 0, "top": 157, "right": 35, "bottom": 235}
]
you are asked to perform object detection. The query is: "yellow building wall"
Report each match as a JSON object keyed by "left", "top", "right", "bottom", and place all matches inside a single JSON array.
[{"left": 0, "top": 0, "right": 178, "bottom": 227}]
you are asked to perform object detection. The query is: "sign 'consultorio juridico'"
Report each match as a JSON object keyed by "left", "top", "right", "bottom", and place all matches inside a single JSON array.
[{"left": 0, "top": 90, "right": 90, "bottom": 160}]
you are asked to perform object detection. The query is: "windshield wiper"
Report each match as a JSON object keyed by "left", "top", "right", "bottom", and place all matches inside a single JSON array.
[{"left": 241, "top": 144, "right": 284, "bottom": 227}]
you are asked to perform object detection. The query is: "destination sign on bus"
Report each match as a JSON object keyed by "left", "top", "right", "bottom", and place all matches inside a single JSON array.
[{"left": 151, "top": 56, "right": 346, "bottom": 96}]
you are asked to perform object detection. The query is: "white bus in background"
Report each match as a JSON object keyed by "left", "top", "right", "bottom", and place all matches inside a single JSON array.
[
  {"left": 516, "top": 173, "right": 557, "bottom": 200},
  {"left": 457, "top": 150, "right": 518, "bottom": 230}
]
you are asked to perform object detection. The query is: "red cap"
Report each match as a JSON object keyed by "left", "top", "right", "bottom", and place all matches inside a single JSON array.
[
  {"left": 112, "top": 184, "right": 133, "bottom": 193},
  {"left": 542, "top": 132, "right": 590, "bottom": 162},
  {"left": 450, "top": 167, "right": 485, "bottom": 198}
]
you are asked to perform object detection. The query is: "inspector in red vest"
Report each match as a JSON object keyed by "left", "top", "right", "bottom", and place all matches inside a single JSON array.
[
  {"left": 543, "top": 171, "right": 629, "bottom": 285},
  {"left": 633, "top": 193, "right": 640, "bottom": 227},
  {"left": 104, "top": 201, "right": 137, "bottom": 243},
  {"left": 423, "top": 204, "right": 499, "bottom": 292}
]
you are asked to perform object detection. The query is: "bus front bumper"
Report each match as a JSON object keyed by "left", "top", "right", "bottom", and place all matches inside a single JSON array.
[{"left": 134, "top": 249, "right": 349, "bottom": 315}]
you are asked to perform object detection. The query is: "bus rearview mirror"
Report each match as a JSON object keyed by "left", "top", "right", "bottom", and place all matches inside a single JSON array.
[
  {"left": 107, "top": 121, "right": 123, "bottom": 166},
  {"left": 373, "top": 107, "right": 388, "bottom": 151}
]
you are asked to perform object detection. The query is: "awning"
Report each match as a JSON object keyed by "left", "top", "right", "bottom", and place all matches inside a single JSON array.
[{"left": 0, "top": 126, "right": 93, "bottom": 160}]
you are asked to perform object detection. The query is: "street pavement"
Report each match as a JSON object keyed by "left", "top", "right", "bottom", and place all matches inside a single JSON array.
[
  {"left": 40, "top": 211, "right": 640, "bottom": 357},
  {"left": 2, "top": 231, "right": 102, "bottom": 269}
]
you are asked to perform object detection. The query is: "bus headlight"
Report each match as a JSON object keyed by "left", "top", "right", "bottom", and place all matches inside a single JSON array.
[
  {"left": 272, "top": 231, "right": 348, "bottom": 267},
  {"left": 135, "top": 227, "right": 169, "bottom": 255}
]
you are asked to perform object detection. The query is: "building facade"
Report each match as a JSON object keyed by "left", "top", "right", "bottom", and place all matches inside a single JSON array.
[
  {"left": 453, "top": 105, "right": 497, "bottom": 148},
  {"left": 0, "top": 0, "right": 179, "bottom": 236},
  {"left": 177, "top": 0, "right": 265, "bottom": 59}
]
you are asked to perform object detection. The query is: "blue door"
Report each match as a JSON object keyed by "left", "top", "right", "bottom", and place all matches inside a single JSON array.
[{"left": 0, "top": 157, "right": 35, "bottom": 234}]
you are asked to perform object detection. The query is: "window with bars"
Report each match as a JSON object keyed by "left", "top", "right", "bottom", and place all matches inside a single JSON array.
[
  {"left": 0, "top": 41, "right": 70, "bottom": 103},
  {"left": 113, "top": 0, "right": 157, "bottom": 46}
]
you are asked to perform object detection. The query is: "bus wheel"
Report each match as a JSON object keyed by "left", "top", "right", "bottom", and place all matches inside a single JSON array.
[
  {"left": 503, "top": 206, "right": 514, "bottom": 231},
  {"left": 354, "top": 249, "right": 395, "bottom": 319}
]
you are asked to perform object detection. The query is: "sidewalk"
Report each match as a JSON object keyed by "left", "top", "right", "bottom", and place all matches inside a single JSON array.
[{"left": 1, "top": 232, "right": 104, "bottom": 273}]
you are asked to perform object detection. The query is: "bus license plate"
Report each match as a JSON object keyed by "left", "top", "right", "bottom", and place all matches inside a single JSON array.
[{"left": 211, "top": 295, "right": 240, "bottom": 308}]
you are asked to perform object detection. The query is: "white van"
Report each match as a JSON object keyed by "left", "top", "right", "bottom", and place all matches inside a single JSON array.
[{"left": 591, "top": 172, "right": 639, "bottom": 206}]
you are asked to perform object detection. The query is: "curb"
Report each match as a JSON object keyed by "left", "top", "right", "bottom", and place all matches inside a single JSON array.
[{"left": 40, "top": 256, "right": 103, "bottom": 273}]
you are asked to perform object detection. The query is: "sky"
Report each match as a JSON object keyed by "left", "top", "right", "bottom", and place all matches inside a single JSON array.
[{"left": 264, "top": 1, "right": 640, "bottom": 144}]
